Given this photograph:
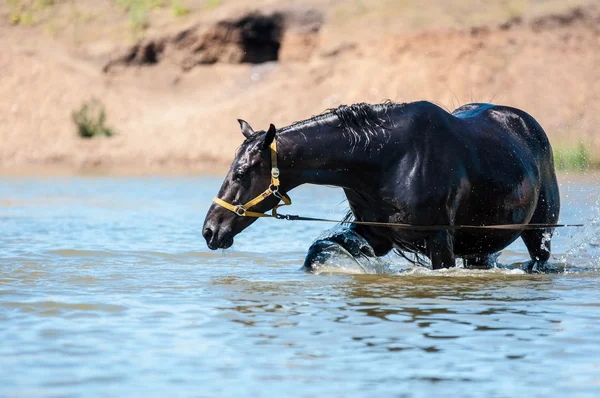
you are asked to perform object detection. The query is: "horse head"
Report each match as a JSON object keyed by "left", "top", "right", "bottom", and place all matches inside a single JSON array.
[{"left": 202, "top": 120, "right": 281, "bottom": 250}]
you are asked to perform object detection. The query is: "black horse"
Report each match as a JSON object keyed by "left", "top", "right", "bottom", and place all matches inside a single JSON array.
[{"left": 203, "top": 101, "right": 560, "bottom": 271}]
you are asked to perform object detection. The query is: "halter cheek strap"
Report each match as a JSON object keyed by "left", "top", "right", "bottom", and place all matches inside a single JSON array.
[{"left": 213, "top": 138, "right": 292, "bottom": 218}]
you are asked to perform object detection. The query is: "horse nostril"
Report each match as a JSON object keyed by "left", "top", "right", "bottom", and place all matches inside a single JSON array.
[{"left": 203, "top": 227, "right": 213, "bottom": 242}]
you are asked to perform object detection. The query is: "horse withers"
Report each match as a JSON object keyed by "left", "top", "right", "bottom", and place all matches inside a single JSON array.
[{"left": 202, "top": 101, "right": 560, "bottom": 272}]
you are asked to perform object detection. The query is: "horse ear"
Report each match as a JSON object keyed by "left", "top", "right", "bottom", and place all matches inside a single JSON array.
[
  {"left": 238, "top": 119, "right": 254, "bottom": 138},
  {"left": 263, "top": 124, "right": 277, "bottom": 148}
]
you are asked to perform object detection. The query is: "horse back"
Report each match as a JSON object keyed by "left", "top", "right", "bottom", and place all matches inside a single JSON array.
[
  {"left": 386, "top": 102, "right": 556, "bottom": 223},
  {"left": 451, "top": 103, "right": 554, "bottom": 165}
]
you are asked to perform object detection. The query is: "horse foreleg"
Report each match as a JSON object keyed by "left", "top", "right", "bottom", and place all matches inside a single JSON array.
[{"left": 428, "top": 231, "right": 456, "bottom": 270}]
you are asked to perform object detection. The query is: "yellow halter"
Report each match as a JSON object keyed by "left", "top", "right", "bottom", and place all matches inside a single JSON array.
[{"left": 212, "top": 138, "right": 292, "bottom": 218}]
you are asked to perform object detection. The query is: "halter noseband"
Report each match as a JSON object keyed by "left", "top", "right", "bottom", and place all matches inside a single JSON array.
[{"left": 213, "top": 138, "right": 292, "bottom": 218}]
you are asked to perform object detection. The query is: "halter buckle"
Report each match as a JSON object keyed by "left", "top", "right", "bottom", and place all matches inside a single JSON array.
[
  {"left": 235, "top": 205, "right": 246, "bottom": 216},
  {"left": 270, "top": 184, "right": 284, "bottom": 200},
  {"left": 271, "top": 168, "right": 280, "bottom": 178}
]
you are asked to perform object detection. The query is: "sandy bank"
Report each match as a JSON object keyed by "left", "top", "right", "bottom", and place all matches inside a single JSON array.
[{"left": 1, "top": 1, "right": 598, "bottom": 174}]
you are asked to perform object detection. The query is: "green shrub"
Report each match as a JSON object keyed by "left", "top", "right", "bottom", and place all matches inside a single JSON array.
[
  {"left": 553, "top": 142, "right": 590, "bottom": 171},
  {"left": 72, "top": 99, "right": 116, "bottom": 139}
]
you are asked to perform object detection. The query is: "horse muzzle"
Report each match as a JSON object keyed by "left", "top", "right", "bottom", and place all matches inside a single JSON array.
[{"left": 203, "top": 225, "right": 234, "bottom": 250}]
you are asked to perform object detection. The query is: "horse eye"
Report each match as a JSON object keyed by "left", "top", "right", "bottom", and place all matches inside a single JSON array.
[{"left": 233, "top": 169, "right": 244, "bottom": 181}]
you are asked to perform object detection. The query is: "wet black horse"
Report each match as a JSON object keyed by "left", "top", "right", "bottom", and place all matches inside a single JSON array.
[{"left": 203, "top": 101, "right": 560, "bottom": 271}]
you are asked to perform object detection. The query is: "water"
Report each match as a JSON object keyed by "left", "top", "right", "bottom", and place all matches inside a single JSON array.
[{"left": 1, "top": 174, "right": 600, "bottom": 397}]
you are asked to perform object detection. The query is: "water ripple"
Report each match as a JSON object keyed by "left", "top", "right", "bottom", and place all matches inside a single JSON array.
[{"left": 1, "top": 176, "right": 600, "bottom": 397}]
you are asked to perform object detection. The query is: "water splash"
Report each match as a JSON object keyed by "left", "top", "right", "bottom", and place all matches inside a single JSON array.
[
  {"left": 541, "top": 231, "right": 552, "bottom": 252},
  {"left": 557, "top": 200, "right": 600, "bottom": 271},
  {"left": 306, "top": 254, "right": 396, "bottom": 275},
  {"left": 303, "top": 227, "right": 397, "bottom": 275}
]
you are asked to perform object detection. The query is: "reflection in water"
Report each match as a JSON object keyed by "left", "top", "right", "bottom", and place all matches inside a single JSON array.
[{"left": 1, "top": 176, "right": 600, "bottom": 396}]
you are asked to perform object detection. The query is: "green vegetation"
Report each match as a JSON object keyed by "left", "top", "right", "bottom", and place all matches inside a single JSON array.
[
  {"left": 203, "top": 0, "right": 222, "bottom": 10},
  {"left": 72, "top": 98, "right": 116, "bottom": 139},
  {"left": 114, "top": 0, "right": 154, "bottom": 35},
  {"left": 171, "top": 0, "right": 189, "bottom": 16},
  {"left": 6, "top": 0, "right": 194, "bottom": 40},
  {"left": 554, "top": 142, "right": 590, "bottom": 171},
  {"left": 113, "top": 0, "right": 189, "bottom": 36},
  {"left": 7, "top": 0, "right": 53, "bottom": 26}
]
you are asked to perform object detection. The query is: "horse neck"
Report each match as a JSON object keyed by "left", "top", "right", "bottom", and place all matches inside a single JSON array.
[{"left": 277, "top": 122, "right": 381, "bottom": 192}]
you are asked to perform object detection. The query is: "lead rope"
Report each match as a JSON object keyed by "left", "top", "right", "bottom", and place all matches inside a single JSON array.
[{"left": 272, "top": 213, "right": 583, "bottom": 231}]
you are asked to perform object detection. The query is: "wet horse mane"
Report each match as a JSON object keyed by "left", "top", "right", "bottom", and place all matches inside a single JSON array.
[
  {"left": 280, "top": 101, "right": 405, "bottom": 148},
  {"left": 282, "top": 101, "right": 429, "bottom": 265}
]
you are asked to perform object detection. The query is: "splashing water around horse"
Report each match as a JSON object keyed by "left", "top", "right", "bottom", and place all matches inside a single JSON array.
[{"left": 202, "top": 101, "right": 560, "bottom": 272}]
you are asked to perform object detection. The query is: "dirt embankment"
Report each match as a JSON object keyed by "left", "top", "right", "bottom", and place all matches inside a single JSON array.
[
  {"left": 1, "top": 2, "right": 599, "bottom": 174},
  {"left": 104, "top": 8, "right": 323, "bottom": 70}
]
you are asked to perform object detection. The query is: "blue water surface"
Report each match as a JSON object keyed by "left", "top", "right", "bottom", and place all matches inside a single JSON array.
[{"left": 1, "top": 174, "right": 600, "bottom": 397}]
